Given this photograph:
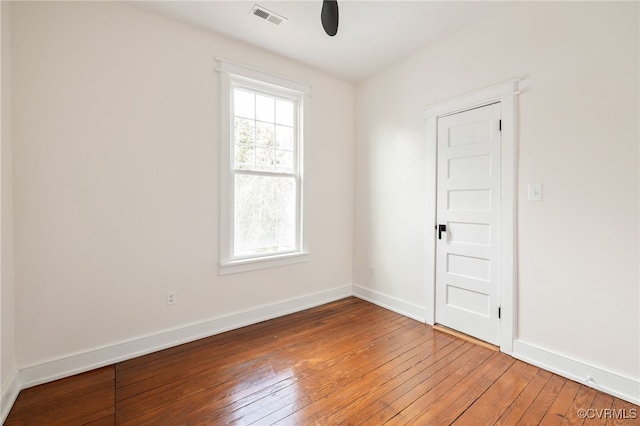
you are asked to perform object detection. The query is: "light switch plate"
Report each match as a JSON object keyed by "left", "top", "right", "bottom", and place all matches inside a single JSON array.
[{"left": 528, "top": 183, "right": 543, "bottom": 201}]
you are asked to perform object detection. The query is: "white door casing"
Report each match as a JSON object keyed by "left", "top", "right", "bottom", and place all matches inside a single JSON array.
[
  {"left": 424, "top": 80, "right": 518, "bottom": 354},
  {"left": 435, "top": 102, "right": 501, "bottom": 345}
]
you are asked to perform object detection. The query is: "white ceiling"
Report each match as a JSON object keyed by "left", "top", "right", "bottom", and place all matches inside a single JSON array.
[{"left": 130, "top": 1, "right": 510, "bottom": 83}]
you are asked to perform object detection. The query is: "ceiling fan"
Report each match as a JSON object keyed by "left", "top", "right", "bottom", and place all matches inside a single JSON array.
[{"left": 321, "top": 0, "right": 339, "bottom": 36}]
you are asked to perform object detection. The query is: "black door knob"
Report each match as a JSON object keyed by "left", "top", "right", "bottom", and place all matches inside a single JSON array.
[{"left": 438, "top": 224, "right": 447, "bottom": 240}]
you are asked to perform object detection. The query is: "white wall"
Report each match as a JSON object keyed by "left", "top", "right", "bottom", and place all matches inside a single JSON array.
[
  {"left": 354, "top": 0, "right": 639, "bottom": 385},
  {"left": 1, "top": 0, "right": 18, "bottom": 418},
  {"left": 12, "top": 2, "right": 354, "bottom": 370}
]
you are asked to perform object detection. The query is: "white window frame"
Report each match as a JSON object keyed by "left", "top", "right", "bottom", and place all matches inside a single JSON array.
[{"left": 218, "top": 59, "right": 310, "bottom": 275}]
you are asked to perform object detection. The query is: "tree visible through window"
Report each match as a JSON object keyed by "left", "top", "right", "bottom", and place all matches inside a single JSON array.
[{"left": 219, "top": 61, "right": 309, "bottom": 273}]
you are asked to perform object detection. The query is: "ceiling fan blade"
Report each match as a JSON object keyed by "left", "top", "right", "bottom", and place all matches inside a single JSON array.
[{"left": 321, "top": 0, "right": 339, "bottom": 36}]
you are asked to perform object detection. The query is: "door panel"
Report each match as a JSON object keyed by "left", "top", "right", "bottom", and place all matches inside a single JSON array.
[
  {"left": 448, "top": 154, "right": 492, "bottom": 178},
  {"left": 435, "top": 103, "right": 501, "bottom": 345},
  {"left": 448, "top": 222, "right": 491, "bottom": 246}
]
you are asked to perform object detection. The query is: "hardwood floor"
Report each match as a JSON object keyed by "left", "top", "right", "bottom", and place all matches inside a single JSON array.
[{"left": 6, "top": 297, "right": 639, "bottom": 425}]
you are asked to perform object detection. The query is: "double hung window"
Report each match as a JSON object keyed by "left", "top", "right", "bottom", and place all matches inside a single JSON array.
[{"left": 219, "top": 61, "right": 309, "bottom": 274}]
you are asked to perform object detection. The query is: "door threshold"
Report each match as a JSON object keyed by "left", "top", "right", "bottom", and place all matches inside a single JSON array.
[{"left": 433, "top": 324, "right": 499, "bottom": 352}]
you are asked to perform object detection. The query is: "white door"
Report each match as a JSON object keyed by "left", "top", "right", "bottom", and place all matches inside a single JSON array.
[{"left": 435, "top": 102, "right": 501, "bottom": 345}]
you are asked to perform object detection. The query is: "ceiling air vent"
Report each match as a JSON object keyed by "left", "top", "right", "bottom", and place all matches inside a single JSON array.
[{"left": 250, "top": 4, "right": 287, "bottom": 26}]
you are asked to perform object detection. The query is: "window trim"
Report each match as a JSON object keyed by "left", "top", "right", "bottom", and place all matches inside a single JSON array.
[{"left": 218, "top": 59, "right": 310, "bottom": 275}]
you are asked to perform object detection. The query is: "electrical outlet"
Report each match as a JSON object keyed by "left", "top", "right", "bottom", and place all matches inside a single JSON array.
[
  {"left": 167, "top": 291, "right": 177, "bottom": 305},
  {"left": 369, "top": 267, "right": 376, "bottom": 277}
]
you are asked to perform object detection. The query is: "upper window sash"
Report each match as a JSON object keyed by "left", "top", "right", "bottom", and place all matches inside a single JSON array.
[{"left": 231, "top": 85, "right": 300, "bottom": 176}]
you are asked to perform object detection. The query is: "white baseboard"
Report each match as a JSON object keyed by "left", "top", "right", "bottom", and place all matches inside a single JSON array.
[
  {"left": 1, "top": 368, "right": 19, "bottom": 424},
  {"left": 19, "top": 285, "right": 352, "bottom": 390},
  {"left": 512, "top": 339, "right": 640, "bottom": 406},
  {"left": 352, "top": 284, "right": 426, "bottom": 323}
]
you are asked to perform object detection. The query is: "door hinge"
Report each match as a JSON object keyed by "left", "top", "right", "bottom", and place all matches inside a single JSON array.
[
  {"left": 498, "top": 307, "right": 501, "bottom": 319},
  {"left": 498, "top": 120, "right": 502, "bottom": 131}
]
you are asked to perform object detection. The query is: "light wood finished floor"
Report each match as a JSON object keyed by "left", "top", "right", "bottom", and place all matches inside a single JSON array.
[{"left": 6, "top": 297, "right": 639, "bottom": 425}]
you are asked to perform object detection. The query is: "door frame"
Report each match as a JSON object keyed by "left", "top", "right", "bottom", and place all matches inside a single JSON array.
[{"left": 424, "top": 80, "right": 519, "bottom": 354}]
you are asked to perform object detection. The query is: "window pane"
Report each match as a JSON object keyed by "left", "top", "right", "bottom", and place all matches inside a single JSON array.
[
  {"left": 256, "top": 121, "right": 275, "bottom": 148},
  {"left": 256, "top": 147, "right": 275, "bottom": 170},
  {"left": 234, "top": 118, "right": 255, "bottom": 145},
  {"left": 234, "top": 118, "right": 255, "bottom": 169},
  {"left": 256, "top": 94, "right": 275, "bottom": 123},
  {"left": 276, "top": 125, "right": 294, "bottom": 151},
  {"left": 234, "top": 144, "right": 255, "bottom": 169},
  {"left": 234, "top": 174, "right": 297, "bottom": 256},
  {"left": 275, "top": 149, "right": 294, "bottom": 173},
  {"left": 276, "top": 99, "right": 294, "bottom": 126},
  {"left": 234, "top": 89, "right": 255, "bottom": 119}
]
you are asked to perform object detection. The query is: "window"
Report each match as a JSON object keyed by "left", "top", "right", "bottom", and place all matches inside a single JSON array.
[{"left": 219, "top": 60, "right": 310, "bottom": 274}]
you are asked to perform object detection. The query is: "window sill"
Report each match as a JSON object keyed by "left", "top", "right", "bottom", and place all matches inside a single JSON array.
[{"left": 219, "top": 252, "right": 309, "bottom": 275}]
